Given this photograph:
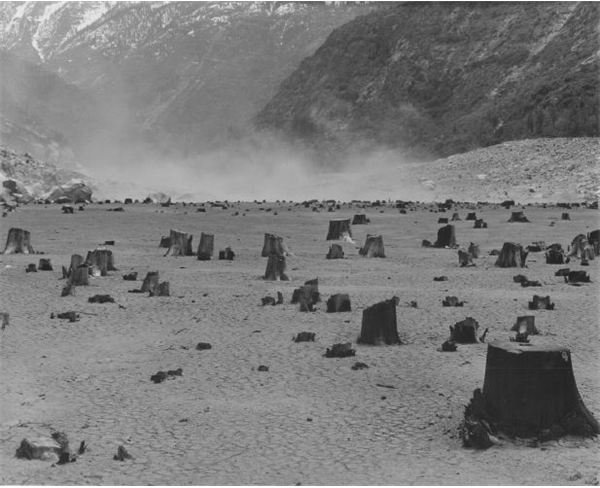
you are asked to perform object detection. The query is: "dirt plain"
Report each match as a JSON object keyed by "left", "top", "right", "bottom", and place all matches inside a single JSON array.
[{"left": 0, "top": 201, "right": 599, "bottom": 485}]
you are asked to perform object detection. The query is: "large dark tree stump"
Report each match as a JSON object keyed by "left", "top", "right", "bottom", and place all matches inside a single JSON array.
[
  {"left": 528, "top": 295, "right": 555, "bottom": 310},
  {"left": 326, "top": 294, "right": 351, "bottom": 313},
  {"left": 326, "top": 219, "right": 352, "bottom": 240},
  {"left": 495, "top": 242, "right": 528, "bottom": 267},
  {"left": 326, "top": 243, "right": 344, "bottom": 259},
  {"left": 450, "top": 317, "right": 480, "bottom": 343},
  {"left": 511, "top": 315, "right": 538, "bottom": 335},
  {"left": 264, "top": 255, "right": 289, "bottom": 281},
  {"left": 141, "top": 271, "right": 160, "bottom": 293},
  {"left": 481, "top": 341, "right": 599, "bottom": 438},
  {"left": 38, "top": 258, "right": 53, "bottom": 271},
  {"left": 3, "top": 228, "right": 34, "bottom": 254},
  {"left": 197, "top": 232, "right": 214, "bottom": 260},
  {"left": 434, "top": 225, "right": 456, "bottom": 248},
  {"left": 545, "top": 243, "right": 565, "bottom": 264},
  {"left": 70, "top": 264, "right": 89, "bottom": 286},
  {"left": 164, "top": 229, "right": 194, "bottom": 256},
  {"left": 261, "top": 233, "right": 287, "bottom": 257},
  {"left": 359, "top": 234, "right": 385, "bottom": 257},
  {"left": 85, "top": 249, "right": 117, "bottom": 276},
  {"left": 508, "top": 211, "right": 530, "bottom": 222},
  {"left": 358, "top": 298, "right": 401, "bottom": 345},
  {"left": 351, "top": 214, "right": 369, "bottom": 225}
]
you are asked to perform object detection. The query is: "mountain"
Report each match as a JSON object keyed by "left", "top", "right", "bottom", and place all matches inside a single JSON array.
[
  {"left": 0, "top": 1, "right": 376, "bottom": 166},
  {"left": 256, "top": 2, "right": 599, "bottom": 162}
]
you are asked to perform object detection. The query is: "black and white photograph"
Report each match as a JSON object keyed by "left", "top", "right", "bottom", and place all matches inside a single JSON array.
[{"left": 0, "top": 0, "right": 598, "bottom": 485}]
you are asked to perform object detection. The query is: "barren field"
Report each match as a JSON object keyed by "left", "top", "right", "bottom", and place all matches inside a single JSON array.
[{"left": 0, "top": 201, "right": 599, "bottom": 485}]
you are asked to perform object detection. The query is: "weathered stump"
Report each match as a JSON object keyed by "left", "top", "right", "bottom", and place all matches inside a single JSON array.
[
  {"left": 326, "top": 294, "right": 351, "bottom": 313},
  {"left": 264, "top": 255, "right": 289, "bottom": 281},
  {"left": 38, "top": 259, "right": 53, "bottom": 271},
  {"left": 481, "top": 341, "right": 599, "bottom": 438},
  {"left": 561, "top": 212, "right": 571, "bottom": 220},
  {"left": 197, "top": 232, "right": 214, "bottom": 260},
  {"left": 164, "top": 229, "right": 194, "bottom": 256},
  {"left": 450, "top": 317, "right": 480, "bottom": 343},
  {"left": 438, "top": 217, "right": 449, "bottom": 224},
  {"left": 434, "top": 225, "right": 456, "bottom": 248},
  {"left": 495, "top": 242, "right": 528, "bottom": 268},
  {"left": 62, "top": 205, "right": 74, "bottom": 214},
  {"left": 508, "top": 211, "right": 529, "bottom": 222},
  {"left": 451, "top": 212, "right": 461, "bottom": 221},
  {"left": 141, "top": 271, "right": 160, "bottom": 293},
  {"left": 123, "top": 272, "right": 138, "bottom": 281},
  {"left": 458, "top": 249, "right": 475, "bottom": 267},
  {"left": 69, "top": 264, "right": 89, "bottom": 286},
  {"left": 326, "top": 243, "right": 344, "bottom": 259},
  {"left": 326, "top": 219, "right": 352, "bottom": 240},
  {"left": 85, "top": 249, "right": 116, "bottom": 276},
  {"left": 1, "top": 312, "right": 8, "bottom": 330},
  {"left": 466, "top": 212, "right": 477, "bottom": 221},
  {"left": 218, "top": 247, "right": 235, "bottom": 260},
  {"left": 511, "top": 315, "right": 538, "bottom": 335},
  {"left": 26, "top": 263, "right": 37, "bottom": 273},
  {"left": 588, "top": 230, "right": 599, "bottom": 256},
  {"left": 352, "top": 214, "right": 369, "bottom": 225},
  {"left": 569, "top": 234, "right": 595, "bottom": 261},
  {"left": 150, "top": 281, "right": 170, "bottom": 297},
  {"left": 358, "top": 299, "right": 401, "bottom": 345},
  {"left": 528, "top": 295, "right": 555, "bottom": 310},
  {"left": 468, "top": 242, "right": 480, "bottom": 259},
  {"left": 545, "top": 243, "right": 565, "bottom": 264},
  {"left": 325, "top": 343, "right": 356, "bottom": 358},
  {"left": 3, "top": 228, "right": 34, "bottom": 254},
  {"left": 359, "top": 234, "right": 385, "bottom": 257},
  {"left": 294, "top": 332, "right": 316, "bottom": 342},
  {"left": 261, "top": 233, "right": 287, "bottom": 257},
  {"left": 474, "top": 219, "right": 488, "bottom": 229},
  {"left": 443, "top": 296, "right": 464, "bottom": 307},
  {"left": 159, "top": 236, "right": 171, "bottom": 248},
  {"left": 565, "top": 270, "right": 591, "bottom": 283}
]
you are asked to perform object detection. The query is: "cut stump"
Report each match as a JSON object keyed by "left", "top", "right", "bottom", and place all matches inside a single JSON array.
[
  {"left": 3, "top": 228, "right": 34, "bottom": 254},
  {"left": 358, "top": 298, "right": 401, "bottom": 345}
]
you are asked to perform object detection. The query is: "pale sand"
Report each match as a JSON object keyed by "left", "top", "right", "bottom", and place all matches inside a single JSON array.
[{"left": 0, "top": 202, "right": 598, "bottom": 485}]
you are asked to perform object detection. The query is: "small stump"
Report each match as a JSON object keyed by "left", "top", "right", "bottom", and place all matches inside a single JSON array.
[
  {"left": 443, "top": 296, "right": 464, "bottom": 307},
  {"left": 326, "top": 243, "right": 344, "bottom": 259},
  {"left": 326, "top": 218, "right": 352, "bottom": 240},
  {"left": 197, "top": 232, "right": 214, "bottom": 260},
  {"left": 38, "top": 258, "right": 53, "bottom": 271},
  {"left": 85, "top": 248, "right": 117, "bottom": 276},
  {"left": 164, "top": 229, "right": 194, "bottom": 256},
  {"left": 218, "top": 247, "right": 235, "bottom": 260},
  {"left": 495, "top": 242, "right": 528, "bottom": 268},
  {"left": 123, "top": 272, "right": 138, "bottom": 281},
  {"left": 359, "top": 234, "right": 385, "bottom": 258},
  {"left": 325, "top": 343, "right": 355, "bottom": 358},
  {"left": 434, "top": 224, "right": 456, "bottom": 248},
  {"left": 545, "top": 244, "right": 565, "bottom": 264},
  {"left": 140, "top": 271, "right": 160, "bottom": 293},
  {"left": 326, "top": 294, "right": 351, "bottom": 313},
  {"left": 458, "top": 249, "right": 475, "bottom": 267},
  {"left": 508, "top": 211, "right": 529, "bottom": 223},
  {"left": 511, "top": 315, "right": 538, "bottom": 335},
  {"left": 474, "top": 219, "right": 488, "bottom": 229},
  {"left": 528, "top": 295, "right": 554, "bottom": 310},
  {"left": 561, "top": 212, "right": 571, "bottom": 220},
  {"left": 261, "top": 233, "right": 288, "bottom": 257},
  {"left": 26, "top": 263, "right": 37, "bottom": 273},
  {"left": 264, "top": 254, "right": 289, "bottom": 281},
  {"left": 565, "top": 270, "right": 591, "bottom": 283},
  {"left": 465, "top": 212, "right": 477, "bottom": 221},
  {"left": 351, "top": 214, "right": 369, "bottom": 225},
  {"left": 293, "top": 332, "right": 315, "bottom": 342},
  {"left": 450, "top": 317, "right": 480, "bottom": 343}
]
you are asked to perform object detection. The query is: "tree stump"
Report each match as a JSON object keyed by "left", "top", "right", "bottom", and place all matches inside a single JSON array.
[
  {"left": 264, "top": 255, "right": 289, "bottom": 281},
  {"left": 3, "top": 228, "right": 34, "bottom": 254},
  {"left": 123, "top": 272, "right": 138, "bottom": 281},
  {"left": 565, "top": 270, "right": 591, "bottom": 283},
  {"left": 326, "top": 243, "right": 344, "bottom": 259},
  {"left": 545, "top": 243, "right": 565, "bottom": 264},
  {"left": 434, "top": 225, "right": 456, "bottom": 248},
  {"left": 569, "top": 234, "right": 595, "bottom": 261},
  {"left": 508, "top": 211, "right": 529, "bottom": 222},
  {"left": 164, "top": 229, "right": 194, "bottom": 256},
  {"left": 294, "top": 332, "right": 316, "bottom": 342},
  {"left": 325, "top": 343, "right": 355, "bottom": 358},
  {"left": 458, "top": 249, "right": 475, "bottom": 267},
  {"left": 467, "top": 242, "right": 480, "bottom": 259},
  {"left": 326, "top": 218, "right": 352, "bottom": 240},
  {"left": 481, "top": 341, "right": 600, "bottom": 438},
  {"left": 495, "top": 242, "right": 528, "bottom": 267},
  {"left": 528, "top": 295, "right": 554, "bottom": 310},
  {"left": 450, "top": 317, "right": 480, "bottom": 343},
  {"left": 69, "top": 264, "right": 89, "bottom": 286},
  {"left": 62, "top": 254, "right": 84, "bottom": 280},
  {"left": 474, "top": 219, "right": 488, "bottom": 229},
  {"left": 1, "top": 312, "right": 9, "bottom": 330},
  {"left": 197, "top": 232, "right": 214, "bottom": 260},
  {"left": 588, "top": 230, "right": 599, "bottom": 256},
  {"left": 359, "top": 234, "right": 385, "bottom": 257},
  {"left": 141, "top": 271, "right": 160, "bottom": 293},
  {"left": 466, "top": 212, "right": 477, "bottom": 221},
  {"left": 443, "top": 296, "right": 464, "bottom": 307},
  {"left": 218, "top": 247, "right": 235, "bottom": 260},
  {"left": 38, "top": 259, "right": 53, "bottom": 271},
  {"left": 61, "top": 205, "right": 74, "bottom": 214},
  {"left": 85, "top": 249, "right": 116, "bottom": 276},
  {"left": 150, "top": 281, "right": 170, "bottom": 297},
  {"left": 451, "top": 212, "right": 461, "bottom": 221},
  {"left": 261, "top": 233, "right": 287, "bottom": 257},
  {"left": 358, "top": 298, "right": 401, "bottom": 345},
  {"left": 561, "top": 212, "right": 571, "bottom": 220},
  {"left": 326, "top": 294, "right": 351, "bottom": 312},
  {"left": 351, "top": 214, "right": 369, "bottom": 225},
  {"left": 438, "top": 217, "right": 449, "bottom": 224},
  {"left": 511, "top": 315, "right": 538, "bottom": 335},
  {"left": 26, "top": 263, "right": 37, "bottom": 273},
  {"left": 501, "top": 200, "right": 515, "bottom": 209},
  {"left": 159, "top": 236, "right": 171, "bottom": 248}
]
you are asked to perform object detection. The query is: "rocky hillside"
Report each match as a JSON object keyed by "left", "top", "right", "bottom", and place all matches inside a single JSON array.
[
  {"left": 0, "top": 1, "right": 376, "bottom": 164},
  {"left": 256, "top": 2, "right": 599, "bottom": 161}
]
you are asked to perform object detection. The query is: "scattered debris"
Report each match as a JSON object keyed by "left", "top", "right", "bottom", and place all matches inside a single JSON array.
[{"left": 88, "top": 294, "right": 115, "bottom": 304}]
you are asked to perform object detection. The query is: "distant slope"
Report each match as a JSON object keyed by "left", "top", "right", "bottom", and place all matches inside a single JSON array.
[{"left": 256, "top": 2, "right": 599, "bottom": 162}]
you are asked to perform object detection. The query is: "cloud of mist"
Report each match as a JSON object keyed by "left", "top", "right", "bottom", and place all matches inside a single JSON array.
[{"left": 85, "top": 134, "right": 437, "bottom": 203}]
